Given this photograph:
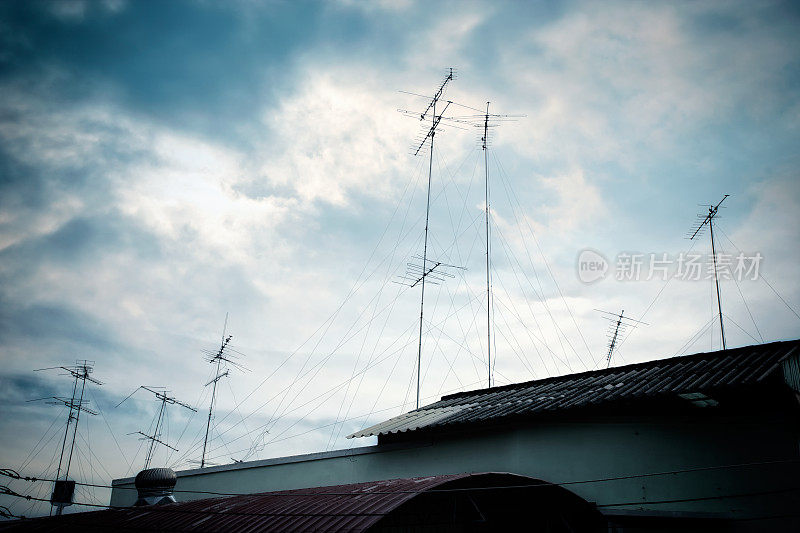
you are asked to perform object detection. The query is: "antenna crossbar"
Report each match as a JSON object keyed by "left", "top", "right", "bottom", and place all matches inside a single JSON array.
[{"left": 132, "top": 431, "right": 178, "bottom": 453}]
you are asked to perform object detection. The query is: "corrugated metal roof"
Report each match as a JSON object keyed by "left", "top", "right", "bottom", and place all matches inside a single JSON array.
[
  {"left": 349, "top": 340, "right": 799, "bottom": 439},
  {"left": 0, "top": 473, "right": 565, "bottom": 532},
  {"left": 348, "top": 404, "right": 474, "bottom": 439}
]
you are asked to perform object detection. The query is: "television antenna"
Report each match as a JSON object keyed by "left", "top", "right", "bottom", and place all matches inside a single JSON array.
[
  {"left": 687, "top": 194, "right": 729, "bottom": 349},
  {"left": 199, "top": 313, "right": 248, "bottom": 467},
  {"left": 595, "top": 310, "right": 648, "bottom": 367},
  {"left": 464, "top": 102, "right": 523, "bottom": 387},
  {"left": 398, "top": 68, "right": 469, "bottom": 409},
  {"left": 420, "top": 99, "right": 523, "bottom": 387},
  {"left": 117, "top": 386, "right": 196, "bottom": 470},
  {"left": 30, "top": 361, "right": 101, "bottom": 515}
]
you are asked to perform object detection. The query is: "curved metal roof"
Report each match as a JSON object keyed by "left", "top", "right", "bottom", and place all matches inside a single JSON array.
[
  {"left": 349, "top": 339, "right": 800, "bottom": 438},
  {"left": 1, "top": 472, "right": 590, "bottom": 532}
]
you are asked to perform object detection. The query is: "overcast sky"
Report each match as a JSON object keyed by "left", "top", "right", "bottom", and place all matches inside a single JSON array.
[{"left": 1, "top": 0, "right": 799, "bottom": 517}]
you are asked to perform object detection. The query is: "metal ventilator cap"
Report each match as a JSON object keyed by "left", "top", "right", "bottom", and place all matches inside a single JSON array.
[{"left": 134, "top": 467, "right": 178, "bottom": 506}]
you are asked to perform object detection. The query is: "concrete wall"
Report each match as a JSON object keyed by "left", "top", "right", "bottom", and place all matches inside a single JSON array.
[{"left": 111, "top": 410, "right": 799, "bottom": 526}]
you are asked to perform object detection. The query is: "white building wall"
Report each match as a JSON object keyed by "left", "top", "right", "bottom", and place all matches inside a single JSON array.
[{"left": 111, "top": 410, "right": 799, "bottom": 522}]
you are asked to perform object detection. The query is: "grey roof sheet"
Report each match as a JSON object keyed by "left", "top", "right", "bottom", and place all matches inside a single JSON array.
[{"left": 349, "top": 340, "right": 799, "bottom": 439}]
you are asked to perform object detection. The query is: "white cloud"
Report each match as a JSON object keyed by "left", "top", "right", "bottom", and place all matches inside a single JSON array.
[
  {"left": 494, "top": 1, "right": 800, "bottom": 169},
  {"left": 539, "top": 168, "right": 606, "bottom": 232},
  {"left": 256, "top": 68, "right": 411, "bottom": 206}
]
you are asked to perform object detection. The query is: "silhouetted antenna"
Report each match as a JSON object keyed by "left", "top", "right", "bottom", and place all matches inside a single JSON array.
[
  {"left": 200, "top": 313, "right": 248, "bottom": 468},
  {"left": 30, "top": 361, "right": 101, "bottom": 515},
  {"left": 479, "top": 103, "right": 522, "bottom": 386},
  {"left": 687, "top": 194, "right": 729, "bottom": 350},
  {"left": 446, "top": 102, "right": 523, "bottom": 387},
  {"left": 483, "top": 103, "right": 494, "bottom": 388},
  {"left": 399, "top": 68, "right": 462, "bottom": 409},
  {"left": 595, "top": 310, "right": 648, "bottom": 367},
  {"left": 117, "top": 386, "right": 196, "bottom": 470}
]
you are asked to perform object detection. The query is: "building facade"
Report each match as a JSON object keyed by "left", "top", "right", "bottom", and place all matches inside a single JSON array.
[{"left": 109, "top": 340, "right": 800, "bottom": 531}]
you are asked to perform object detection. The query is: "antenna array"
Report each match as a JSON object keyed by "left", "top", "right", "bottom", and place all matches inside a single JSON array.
[
  {"left": 398, "top": 68, "right": 463, "bottom": 409},
  {"left": 200, "top": 314, "right": 248, "bottom": 467},
  {"left": 396, "top": 255, "right": 464, "bottom": 288},
  {"left": 30, "top": 361, "right": 101, "bottom": 515},
  {"left": 117, "top": 386, "right": 196, "bottom": 470},
  {"left": 595, "top": 310, "right": 648, "bottom": 367},
  {"left": 398, "top": 71, "right": 524, "bottom": 399}
]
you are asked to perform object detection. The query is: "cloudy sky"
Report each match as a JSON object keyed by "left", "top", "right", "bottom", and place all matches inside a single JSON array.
[{"left": 1, "top": 0, "right": 799, "bottom": 517}]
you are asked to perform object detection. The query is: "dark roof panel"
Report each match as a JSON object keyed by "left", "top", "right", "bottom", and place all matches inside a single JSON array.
[
  {"left": 349, "top": 340, "right": 799, "bottom": 439},
  {"left": 0, "top": 473, "right": 586, "bottom": 533}
]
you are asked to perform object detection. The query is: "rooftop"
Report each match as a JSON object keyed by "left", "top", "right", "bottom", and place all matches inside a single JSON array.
[
  {"left": 349, "top": 339, "right": 800, "bottom": 439},
  {"left": 2, "top": 473, "right": 602, "bottom": 532}
]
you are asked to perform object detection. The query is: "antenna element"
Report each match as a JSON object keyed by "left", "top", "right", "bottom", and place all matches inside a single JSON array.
[{"left": 688, "top": 194, "right": 729, "bottom": 350}]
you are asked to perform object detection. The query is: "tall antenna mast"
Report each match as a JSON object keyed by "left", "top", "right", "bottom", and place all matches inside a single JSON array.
[
  {"left": 403, "top": 68, "right": 454, "bottom": 409},
  {"left": 200, "top": 313, "right": 246, "bottom": 467},
  {"left": 482, "top": 102, "right": 493, "bottom": 388},
  {"left": 688, "top": 194, "right": 729, "bottom": 350},
  {"left": 595, "top": 310, "right": 648, "bottom": 367},
  {"left": 117, "top": 386, "right": 196, "bottom": 469},
  {"left": 461, "top": 102, "right": 522, "bottom": 386},
  {"left": 31, "top": 362, "right": 101, "bottom": 515}
]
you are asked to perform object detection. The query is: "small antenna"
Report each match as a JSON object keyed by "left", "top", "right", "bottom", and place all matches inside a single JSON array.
[
  {"left": 200, "top": 313, "right": 248, "bottom": 468},
  {"left": 31, "top": 361, "right": 101, "bottom": 515},
  {"left": 118, "top": 386, "right": 196, "bottom": 470},
  {"left": 595, "top": 310, "right": 649, "bottom": 367},
  {"left": 394, "top": 256, "right": 464, "bottom": 288},
  {"left": 687, "top": 194, "right": 729, "bottom": 350}
]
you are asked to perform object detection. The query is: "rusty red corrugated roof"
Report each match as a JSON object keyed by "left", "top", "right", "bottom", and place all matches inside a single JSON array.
[{"left": 0, "top": 473, "right": 544, "bottom": 532}]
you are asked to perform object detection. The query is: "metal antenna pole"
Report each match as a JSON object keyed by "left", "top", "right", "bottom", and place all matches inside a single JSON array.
[
  {"left": 483, "top": 102, "right": 492, "bottom": 388},
  {"left": 404, "top": 68, "right": 453, "bottom": 410},
  {"left": 416, "top": 100, "right": 435, "bottom": 410},
  {"left": 688, "top": 194, "right": 729, "bottom": 351},
  {"left": 202, "top": 314, "right": 231, "bottom": 467},
  {"left": 31, "top": 362, "right": 101, "bottom": 516},
  {"left": 51, "top": 372, "right": 77, "bottom": 516},
  {"left": 144, "top": 397, "right": 167, "bottom": 469},
  {"left": 62, "top": 365, "right": 88, "bottom": 484},
  {"left": 201, "top": 359, "right": 220, "bottom": 468},
  {"left": 54, "top": 372, "right": 78, "bottom": 484},
  {"left": 709, "top": 214, "right": 726, "bottom": 349}
]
